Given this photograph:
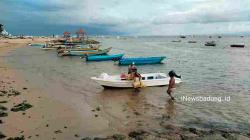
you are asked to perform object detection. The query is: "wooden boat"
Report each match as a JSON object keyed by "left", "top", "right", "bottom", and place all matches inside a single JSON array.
[
  {"left": 57, "top": 45, "right": 100, "bottom": 53},
  {"left": 205, "top": 41, "right": 216, "bottom": 46},
  {"left": 58, "top": 47, "right": 112, "bottom": 57},
  {"left": 86, "top": 53, "right": 124, "bottom": 61},
  {"left": 30, "top": 43, "right": 45, "bottom": 47},
  {"left": 46, "top": 41, "right": 86, "bottom": 47},
  {"left": 41, "top": 47, "right": 55, "bottom": 50},
  {"left": 47, "top": 43, "right": 86, "bottom": 48},
  {"left": 85, "top": 39, "right": 100, "bottom": 44},
  {"left": 172, "top": 40, "right": 181, "bottom": 42},
  {"left": 91, "top": 73, "right": 181, "bottom": 88},
  {"left": 188, "top": 41, "right": 197, "bottom": 43},
  {"left": 118, "top": 56, "right": 166, "bottom": 65},
  {"left": 63, "top": 42, "right": 85, "bottom": 45},
  {"left": 230, "top": 44, "right": 245, "bottom": 48}
]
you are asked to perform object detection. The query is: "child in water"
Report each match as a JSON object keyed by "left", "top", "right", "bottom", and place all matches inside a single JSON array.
[{"left": 167, "top": 70, "right": 181, "bottom": 100}]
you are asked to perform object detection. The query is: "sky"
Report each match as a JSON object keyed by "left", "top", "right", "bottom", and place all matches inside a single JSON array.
[{"left": 1, "top": 0, "right": 250, "bottom": 36}]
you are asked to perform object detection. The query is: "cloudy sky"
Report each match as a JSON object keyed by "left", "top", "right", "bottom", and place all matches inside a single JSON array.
[{"left": 1, "top": 0, "right": 250, "bottom": 35}]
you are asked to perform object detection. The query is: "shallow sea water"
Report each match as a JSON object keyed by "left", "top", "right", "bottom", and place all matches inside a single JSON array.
[{"left": 4, "top": 36, "right": 250, "bottom": 134}]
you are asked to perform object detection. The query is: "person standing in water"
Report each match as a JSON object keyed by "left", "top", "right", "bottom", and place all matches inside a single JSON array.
[
  {"left": 128, "top": 62, "right": 137, "bottom": 79},
  {"left": 128, "top": 64, "right": 132, "bottom": 74},
  {"left": 167, "top": 70, "right": 181, "bottom": 100},
  {"left": 133, "top": 71, "right": 142, "bottom": 92},
  {"left": 128, "top": 62, "right": 136, "bottom": 73}
]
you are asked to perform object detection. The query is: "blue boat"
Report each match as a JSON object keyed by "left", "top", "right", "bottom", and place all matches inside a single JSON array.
[
  {"left": 86, "top": 53, "right": 124, "bottom": 61},
  {"left": 119, "top": 56, "right": 166, "bottom": 65},
  {"left": 30, "top": 43, "right": 45, "bottom": 47}
]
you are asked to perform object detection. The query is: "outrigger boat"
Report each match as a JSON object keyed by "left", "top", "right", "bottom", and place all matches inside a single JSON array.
[
  {"left": 172, "top": 40, "right": 181, "bottom": 42},
  {"left": 86, "top": 53, "right": 124, "bottom": 61},
  {"left": 230, "top": 44, "right": 245, "bottom": 48},
  {"left": 91, "top": 73, "right": 182, "bottom": 88},
  {"left": 118, "top": 56, "right": 166, "bottom": 65},
  {"left": 30, "top": 43, "right": 45, "bottom": 47},
  {"left": 58, "top": 47, "right": 112, "bottom": 57},
  {"left": 41, "top": 46, "right": 55, "bottom": 50},
  {"left": 205, "top": 41, "right": 216, "bottom": 46},
  {"left": 57, "top": 45, "right": 101, "bottom": 53},
  {"left": 188, "top": 41, "right": 197, "bottom": 43}
]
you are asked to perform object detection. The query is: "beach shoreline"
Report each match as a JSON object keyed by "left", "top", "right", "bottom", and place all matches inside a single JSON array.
[
  {"left": 0, "top": 38, "right": 97, "bottom": 139},
  {"left": 1, "top": 38, "right": 250, "bottom": 140}
]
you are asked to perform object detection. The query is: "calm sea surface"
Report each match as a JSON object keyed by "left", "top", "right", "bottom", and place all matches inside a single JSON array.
[{"left": 4, "top": 36, "right": 250, "bottom": 133}]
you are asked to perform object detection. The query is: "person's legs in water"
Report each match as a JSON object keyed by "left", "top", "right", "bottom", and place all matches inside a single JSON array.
[
  {"left": 134, "top": 88, "right": 140, "bottom": 92},
  {"left": 167, "top": 89, "right": 175, "bottom": 100}
]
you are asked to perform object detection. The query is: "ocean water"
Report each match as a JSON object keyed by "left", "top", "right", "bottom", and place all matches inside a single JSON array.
[{"left": 4, "top": 36, "right": 250, "bottom": 134}]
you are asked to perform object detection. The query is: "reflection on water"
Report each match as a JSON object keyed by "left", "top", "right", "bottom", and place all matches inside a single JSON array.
[
  {"left": 4, "top": 36, "right": 250, "bottom": 133},
  {"left": 165, "top": 99, "right": 176, "bottom": 118}
]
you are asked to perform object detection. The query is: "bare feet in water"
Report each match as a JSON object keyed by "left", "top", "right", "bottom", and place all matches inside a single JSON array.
[{"left": 167, "top": 92, "right": 175, "bottom": 100}]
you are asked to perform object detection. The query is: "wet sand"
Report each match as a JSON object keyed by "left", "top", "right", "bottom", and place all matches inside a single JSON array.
[
  {"left": 1, "top": 38, "right": 250, "bottom": 140},
  {"left": 0, "top": 38, "right": 114, "bottom": 139}
]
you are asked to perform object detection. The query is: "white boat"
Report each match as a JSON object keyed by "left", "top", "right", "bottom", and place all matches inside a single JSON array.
[{"left": 91, "top": 73, "right": 182, "bottom": 88}]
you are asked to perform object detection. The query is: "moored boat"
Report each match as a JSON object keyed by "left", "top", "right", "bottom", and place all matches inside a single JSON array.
[
  {"left": 172, "top": 40, "right": 181, "bottom": 42},
  {"left": 58, "top": 47, "right": 112, "bottom": 57},
  {"left": 41, "top": 47, "right": 55, "bottom": 50},
  {"left": 30, "top": 43, "right": 45, "bottom": 47},
  {"left": 91, "top": 73, "right": 181, "bottom": 88},
  {"left": 57, "top": 45, "right": 100, "bottom": 53},
  {"left": 86, "top": 53, "right": 124, "bottom": 61},
  {"left": 118, "top": 56, "right": 166, "bottom": 65},
  {"left": 188, "top": 41, "right": 197, "bottom": 43},
  {"left": 230, "top": 44, "right": 245, "bottom": 48},
  {"left": 205, "top": 41, "right": 216, "bottom": 46}
]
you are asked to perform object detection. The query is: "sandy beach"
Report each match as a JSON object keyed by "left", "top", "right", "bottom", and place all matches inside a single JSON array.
[
  {"left": 0, "top": 38, "right": 102, "bottom": 140},
  {"left": 0, "top": 38, "right": 142, "bottom": 140}
]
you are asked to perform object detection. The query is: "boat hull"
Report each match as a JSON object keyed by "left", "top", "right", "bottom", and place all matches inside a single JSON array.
[
  {"left": 205, "top": 44, "right": 216, "bottom": 46},
  {"left": 119, "top": 56, "right": 166, "bottom": 65},
  {"left": 57, "top": 45, "right": 100, "bottom": 53},
  {"left": 58, "top": 47, "right": 112, "bottom": 57},
  {"left": 30, "top": 43, "right": 45, "bottom": 47},
  {"left": 86, "top": 54, "right": 124, "bottom": 61},
  {"left": 205, "top": 41, "right": 216, "bottom": 46},
  {"left": 230, "top": 44, "right": 245, "bottom": 48},
  {"left": 41, "top": 47, "right": 56, "bottom": 50},
  {"left": 91, "top": 73, "right": 181, "bottom": 88}
]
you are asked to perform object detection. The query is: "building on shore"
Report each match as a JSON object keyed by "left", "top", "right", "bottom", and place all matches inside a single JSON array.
[
  {"left": 76, "top": 28, "right": 85, "bottom": 41},
  {"left": 63, "top": 31, "right": 71, "bottom": 38}
]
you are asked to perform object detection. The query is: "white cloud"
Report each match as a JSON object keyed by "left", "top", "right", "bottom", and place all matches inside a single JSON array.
[{"left": 2, "top": 0, "right": 250, "bottom": 35}]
